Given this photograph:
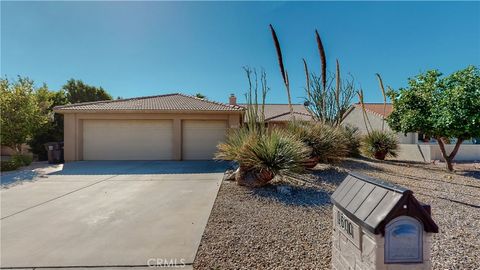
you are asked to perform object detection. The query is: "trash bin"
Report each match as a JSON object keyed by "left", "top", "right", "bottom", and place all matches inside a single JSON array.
[{"left": 44, "top": 142, "right": 64, "bottom": 164}]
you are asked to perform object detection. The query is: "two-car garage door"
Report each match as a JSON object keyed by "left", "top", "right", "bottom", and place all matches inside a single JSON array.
[
  {"left": 83, "top": 120, "right": 174, "bottom": 160},
  {"left": 83, "top": 119, "right": 226, "bottom": 160}
]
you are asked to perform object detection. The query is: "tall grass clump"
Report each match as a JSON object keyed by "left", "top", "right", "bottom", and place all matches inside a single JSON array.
[
  {"left": 216, "top": 128, "right": 309, "bottom": 187},
  {"left": 361, "top": 130, "right": 398, "bottom": 160},
  {"left": 340, "top": 124, "right": 361, "bottom": 157},
  {"left": 216, "top": 66, "right": 309, "bottom": 187},
  {"left": 357, "top": 74, "right": 398, "bottom": 160},
  {"left": 287, "top": 121, "right": 349, "bottom": 165}
]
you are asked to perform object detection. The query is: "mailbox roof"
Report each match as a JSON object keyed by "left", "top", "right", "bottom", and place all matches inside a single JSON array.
[{"left": 331, "top": 172, "right": 438, "bottom": 234}]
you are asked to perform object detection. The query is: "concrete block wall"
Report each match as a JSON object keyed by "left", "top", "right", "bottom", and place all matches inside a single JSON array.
[{"left": 395, "top": 144, "right": 480, "bottom": 162}]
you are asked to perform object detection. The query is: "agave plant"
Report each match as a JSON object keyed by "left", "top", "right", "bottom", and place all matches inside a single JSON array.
[
  {"left": 215, "top": 128, "right": 309, "bottom": 187},
  {"left": 362, "top": 130, "right": 398, "bottom": 160}
]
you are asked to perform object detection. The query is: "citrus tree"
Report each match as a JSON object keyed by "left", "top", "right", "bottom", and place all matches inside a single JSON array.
[{"left": 387, "top": 66, "right": 480, "bottom": 171}]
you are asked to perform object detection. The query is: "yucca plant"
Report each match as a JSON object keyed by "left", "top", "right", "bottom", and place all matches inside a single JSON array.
[
  {"left": 287, "top": 121, "right": 349, "bottom": 165},
  {"left": 215, "top": 128, "right": 253, "bottom": 162},
  {"left": 362, "top": 130, "right": 398, "bottom": 160},
  {"left": 215, "top": 128, "right": 309, "bottom": 187},
  {"left": 340, "top": 124, "right": 361, "bottom": 157}
]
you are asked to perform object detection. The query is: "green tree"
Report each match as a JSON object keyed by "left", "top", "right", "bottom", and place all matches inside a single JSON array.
[
  {"left": 28, "top": 89, "right": 68, "bottom": 160},
  {"left": 387, "top": 66, "right": 480, "bottom": 171},
  {"left": 0, "top": 77, "right": 50, "bottom": 153},
  {"left": 194, "top": 93, "right": 206, "bottom": 99},
  {"left": 63, "top": 79, "right": 112, "bottom": 103},
  {"left": 28, "top": 79, "right": 111, "bottom": 160}
]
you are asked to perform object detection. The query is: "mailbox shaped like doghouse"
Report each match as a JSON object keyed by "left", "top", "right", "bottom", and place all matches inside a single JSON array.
[{"left": 331, "top": 172, "right": 438, "bottom": 270}]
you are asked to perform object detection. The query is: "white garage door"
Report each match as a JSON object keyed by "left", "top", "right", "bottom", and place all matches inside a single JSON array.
[
  {"left": 83, "top": 119, "right": 173, "bottom": 160},
  {"left": 182, "top": 120, "right": 227, "bottom": 160}
]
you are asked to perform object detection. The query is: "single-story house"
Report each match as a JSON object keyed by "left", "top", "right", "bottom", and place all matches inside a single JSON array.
[
  {"left": 341, "top": 103, "right": 417, "bottom": 144},
  {"left": 53, "top": 93, "right": 243, "bottom": 161}
]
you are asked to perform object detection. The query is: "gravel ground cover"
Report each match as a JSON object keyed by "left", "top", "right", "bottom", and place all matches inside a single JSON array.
[{"left": 194, "top": 158, "right": 480, "bottom": 270}]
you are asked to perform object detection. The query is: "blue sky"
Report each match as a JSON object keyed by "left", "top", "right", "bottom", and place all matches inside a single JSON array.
[{"left": 2, "top": 1, "right": 479, "bottom": 104}]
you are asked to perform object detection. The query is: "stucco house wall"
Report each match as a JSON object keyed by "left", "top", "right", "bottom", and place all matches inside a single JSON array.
[
  {"left": 54, "top": 93, "right": 244, "bottom": 162},
  {"left": 61, "top": 111, "right": 241, "bottom": 162},
  {"left": 341, "top": 106, "right": 417, "bottom": 144}
]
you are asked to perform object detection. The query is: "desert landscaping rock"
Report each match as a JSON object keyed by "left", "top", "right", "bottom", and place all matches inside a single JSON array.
[
  {"left": 222, "top": 169, "right": 237, "bottom": 181},
  {"left": 194, "top": 158, "right": 480, "bottom": 269}
]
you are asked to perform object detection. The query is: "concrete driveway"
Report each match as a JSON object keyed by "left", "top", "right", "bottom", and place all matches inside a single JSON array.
[{"left": 1, "top": 161, "right": 230, "bottom": 269}]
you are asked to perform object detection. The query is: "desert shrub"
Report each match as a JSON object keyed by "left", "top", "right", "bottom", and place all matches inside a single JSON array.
[
  {"left": 0, "top": 159, "right": 21, "bottom": 171},
  {"left": 216, "top": 127, "right": 309, "bottom": 186},
  {"left": 287, "top": 121, "right": 349, "bottom": 163},
  {"left": 11, "top": 154, "right": 33, "bottom": 166},
  {"left": 362, "top": 130, "right": 398, "bottom": 160},
  {"left": 238, "top": 128, "right": 309, "bottom": 175},
  {"left": 215, "top": 128, "right": 252, "bottom": 162},
  {"left": 340, "top": 124, "right": 361, "bottom": 157}
]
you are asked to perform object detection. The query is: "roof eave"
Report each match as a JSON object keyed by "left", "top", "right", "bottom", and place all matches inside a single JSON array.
[{"left": 53, "top": 109, "right": 244, "bottom": 114}]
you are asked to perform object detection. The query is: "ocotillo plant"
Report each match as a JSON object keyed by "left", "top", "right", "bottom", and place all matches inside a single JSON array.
[
  {"left": 305, "top": 60, "right": 355, "bottom": 125},
  {"left": 269, "top": 24, "right": 294, "bottom": 120},
  {"left": 303, "top": 30, "right": 355, "bottom": 126},
  {"left": 243, "top": 67, "right": 269, "bottom": 133}
]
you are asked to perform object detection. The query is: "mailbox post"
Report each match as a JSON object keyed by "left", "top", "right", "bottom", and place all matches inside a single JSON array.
[{"left": 331, "top": 172, "right": 438, "bottom": 270}]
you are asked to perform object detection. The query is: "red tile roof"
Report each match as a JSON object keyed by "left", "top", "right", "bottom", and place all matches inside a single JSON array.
[
  {"left": 54, "top": 93, "right": 244, "bottom": 112},
  {"left": 354, "top": 103, "right": 393, "bottom": 118}
]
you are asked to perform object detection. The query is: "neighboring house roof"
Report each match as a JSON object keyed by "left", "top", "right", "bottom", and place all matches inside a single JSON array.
[
  {"left": 342, "top": 103, "right": 393, "bottom": 121},
  {"left": 53, "top": 93, "right": 244, "bottom": 113},
  {"left": 239, "top": 104, "right": 313, "bottom": 122},
  {"left": 354, "top": 103, "right": 393, "bottom": 118},
  {"left": 265, "top": 111, "right": 313, "bottom": 122}
]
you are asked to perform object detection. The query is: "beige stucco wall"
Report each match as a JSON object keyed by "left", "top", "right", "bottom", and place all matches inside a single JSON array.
[
  {"left": 429, "top": 143, "right": 480, "bottom": 161},
  {"left": 341, "top": 107, "right": 417, "bottom": 144},
  {"left": 342, "top": 107, "right": 391, "bottom": 134},
  {"left": 395, "top": 144, "right": 431, "bottom": 162},
  {"left": 60, "top": 111, "right": 242, "bottom": 161},
  {"left": 395, "top": 143, "right": 480, "bottom": 162}
]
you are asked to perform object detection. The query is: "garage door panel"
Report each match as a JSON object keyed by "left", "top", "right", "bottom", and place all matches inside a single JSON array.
[
  {"left": 83, "top": 120, "right": 173, "bottom": 160},
  {"left": 182, "top": 120, "right": 227, "bottom": 160}
]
